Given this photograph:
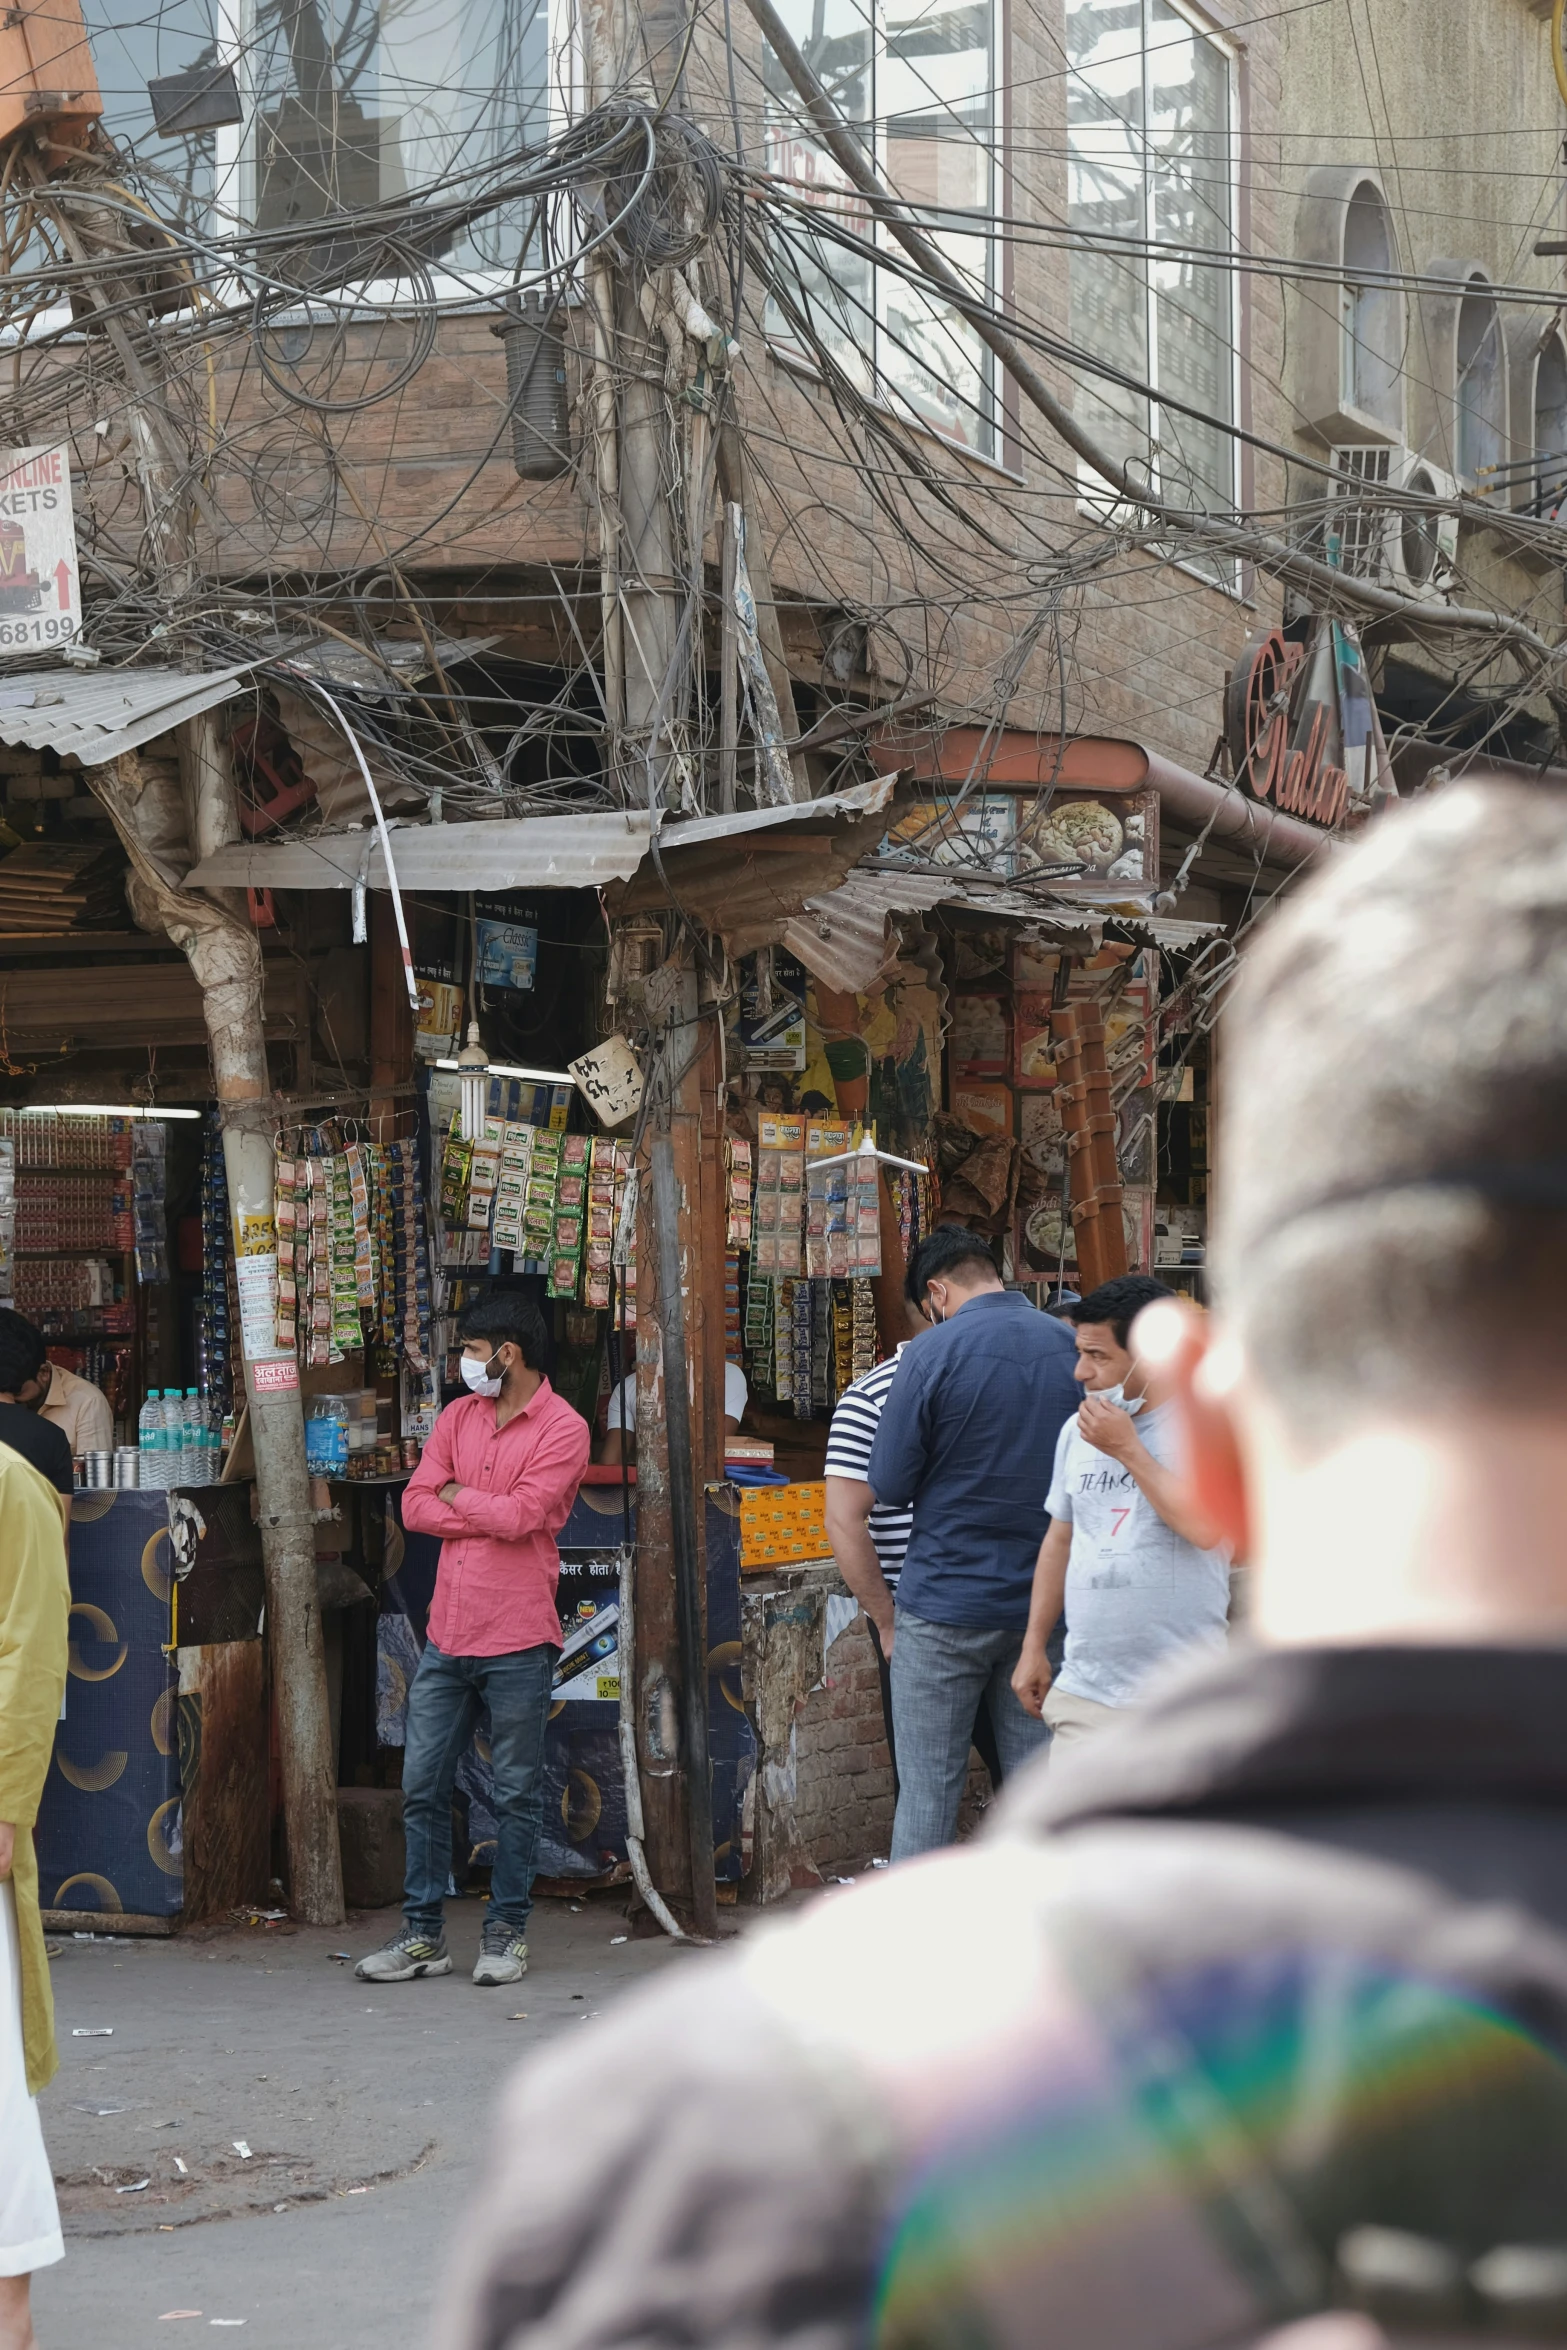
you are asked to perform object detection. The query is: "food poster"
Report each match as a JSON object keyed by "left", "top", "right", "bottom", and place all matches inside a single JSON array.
[
  {"left": 1015, "top": 1189, "right": 1152, "bottom": 1279},
  {"left": 1013, "top": 789, "right": 1159, "bottom": 886},
  {"left": 950, "top": 1080, "right": 1013, "bottom": 1140},
  {"left": 796, "top": 963, "right": 941, "bottom": 1159},
  {"left": 948, "top": 926, "right": 1011, "bottom": 985},
  {"left": 1014, "top": 993, "right": 1058, "bottom": 1088},
  {"left": 1019, "top": 1092, "right": 1067, "bottom": 1182},
  {"left": 949, "top": 992, "right": 1009, "bottom": 1079},
  {"left": 882, "top": 794, "right": 1018, "bottom": 875}
]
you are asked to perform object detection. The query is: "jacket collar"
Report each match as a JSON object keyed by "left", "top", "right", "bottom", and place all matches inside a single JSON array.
[{"left": 1009, "top": 1642, "right": 1567, "bottom": 1836}]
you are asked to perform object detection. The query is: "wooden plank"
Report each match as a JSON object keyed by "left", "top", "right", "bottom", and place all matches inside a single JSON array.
[
  {"left": 179, "top": 1639, "right": 271, "bottom": 1925},
  {"left": 41, "top": 1910, "right": 176, "bottom": 1937}
]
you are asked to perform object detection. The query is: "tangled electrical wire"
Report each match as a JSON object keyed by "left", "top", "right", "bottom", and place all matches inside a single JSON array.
[{"left": 0, "top": 44, "right": 1550, "bottom": 874}]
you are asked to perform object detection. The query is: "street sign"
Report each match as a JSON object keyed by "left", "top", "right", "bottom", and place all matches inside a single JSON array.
[{"left": 0, "top": 445, "right": 79, "bottom": 655}]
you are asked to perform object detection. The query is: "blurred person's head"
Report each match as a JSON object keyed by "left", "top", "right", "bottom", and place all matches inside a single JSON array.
[
  {"left": 1070, "top": 1275, "right": 1177, "bottom": 1394},
  {"left": 0, "top": 1308, "right": 49, "bottom": 1407},
  {"left": 1144, "top": 784, "right": 1567, "bottom": 1645},
  {"left": 905, "top": 1227, "right": 1001, "bottom": 1323}
]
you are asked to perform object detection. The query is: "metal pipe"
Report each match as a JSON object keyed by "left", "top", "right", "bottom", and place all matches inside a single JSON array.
[
  {"left": 311, "top": 686, "right": 421, "bottom": 1012},
  {"left": 650, "top": 1125, "right": 717, "bottom": 1935},
  {"left": 617, "top": 1538, "right": 689, "bottom": 1942}
]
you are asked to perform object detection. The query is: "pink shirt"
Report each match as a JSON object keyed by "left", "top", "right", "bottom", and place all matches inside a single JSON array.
[{"left": 402, "top": 1380, "right": 591, "bottom": 1657}]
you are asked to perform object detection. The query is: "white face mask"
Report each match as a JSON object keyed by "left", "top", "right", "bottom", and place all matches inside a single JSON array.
[
  {"left": 460, "top": 1351, "right": 504, "bottom": 1399},
  {"left": 1095, "top": 1381, "right": 1146, "bottom": 1416}
]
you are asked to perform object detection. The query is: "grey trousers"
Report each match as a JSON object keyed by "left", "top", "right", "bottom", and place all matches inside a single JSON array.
[{"left": 888, "top": 1606, "right": 1052, "bottom": 1861}]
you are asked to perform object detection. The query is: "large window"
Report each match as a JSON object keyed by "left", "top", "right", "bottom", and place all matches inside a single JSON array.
[
  {"left": 82, "top": 0, "right": 558, "bottom": 277},
  {"left": 762, "top": 0, "right": 999, "bottom": 458},
  {"left": 1066, "top": 0, "right": 1236, "bottom": 513}
]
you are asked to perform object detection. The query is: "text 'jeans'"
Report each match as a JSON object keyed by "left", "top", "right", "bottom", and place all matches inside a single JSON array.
[{"left": 401, "top": 1638, "right": 557, "bottom": 1937}]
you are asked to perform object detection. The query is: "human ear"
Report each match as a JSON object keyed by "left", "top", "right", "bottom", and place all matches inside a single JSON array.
[{"left": 1131, "top": 1300, "right": 1252, "bottom": 1561}]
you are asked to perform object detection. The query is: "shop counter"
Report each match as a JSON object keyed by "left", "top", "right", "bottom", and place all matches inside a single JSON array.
[{"left": 35, "top": 1490, "right": 183, "bottom": 1931}]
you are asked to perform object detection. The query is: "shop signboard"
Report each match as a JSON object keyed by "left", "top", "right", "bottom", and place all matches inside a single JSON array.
[
  {"left": 1226, "top": 617, "right": 1389, "bottom": 828},
  {"left": 0, "top": 443, "right": 79, "bottom": 654}
]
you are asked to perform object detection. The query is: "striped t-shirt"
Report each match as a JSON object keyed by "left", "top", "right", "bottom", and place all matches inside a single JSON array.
[{"left": 824, "top": 1349, "right": 914, "bottom": 1585}]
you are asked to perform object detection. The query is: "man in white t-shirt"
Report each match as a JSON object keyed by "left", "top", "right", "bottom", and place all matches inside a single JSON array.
[
  {"left": 598, "top": 1361, "right": 748, "bottom": 1465},
  {"left": 1012, "top": 1274, "right": 1229, "bottom": 1744}
]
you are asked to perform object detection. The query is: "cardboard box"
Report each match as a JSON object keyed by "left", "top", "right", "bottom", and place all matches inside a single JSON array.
[{"left": 740, "top": 1480, "right": 828, "bottom": 1570}]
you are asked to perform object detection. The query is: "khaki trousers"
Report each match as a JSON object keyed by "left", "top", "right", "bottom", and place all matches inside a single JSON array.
[{"left": 1043, "top": 1685, "right": 1122, "bottom": 1745}]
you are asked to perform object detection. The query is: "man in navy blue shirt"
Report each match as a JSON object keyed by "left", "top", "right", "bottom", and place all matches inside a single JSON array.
[{"left": 868, "top": 1226, "right": 1080, "bottom": 1859}]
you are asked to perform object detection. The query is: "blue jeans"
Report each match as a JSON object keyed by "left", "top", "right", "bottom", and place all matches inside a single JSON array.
[
  {"left": 401, "top": 1639, "right": 557, "bottom": 1938},
  {"left": 889, "top": 1608, "right": 1052, "bottom": 1862}
]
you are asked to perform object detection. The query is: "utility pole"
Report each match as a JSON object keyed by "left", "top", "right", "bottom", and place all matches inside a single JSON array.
[
  {"left": 44, "top": 162, "right": 345, "bottom": 1924},
  {"left": 581, "top": 0, "right": 723, "bottom": 1930}
]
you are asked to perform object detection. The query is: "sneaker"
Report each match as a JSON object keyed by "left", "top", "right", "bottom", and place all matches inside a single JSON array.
[
  {"left": 473, "top": 1922, "right": 528, "bottom": 1987},
  {"left": 354, "top": 1928, "right": 452, "bottom": 1983}
]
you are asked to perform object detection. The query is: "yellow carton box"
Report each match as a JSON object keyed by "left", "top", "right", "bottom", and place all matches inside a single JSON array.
[{"left": 740, "top": 1481, "right": 829, "bottom": 1571}]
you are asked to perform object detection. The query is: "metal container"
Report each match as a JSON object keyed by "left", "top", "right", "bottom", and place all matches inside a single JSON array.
[
  {"left": 114, "top": 1448, "right": 140, "bottom": 1489},
  {"left": 494, "top": 292, "right": 570, "bottom": 479},
  {"left": 83, "top": 1450, "right": 113, "bottom": 1488}
]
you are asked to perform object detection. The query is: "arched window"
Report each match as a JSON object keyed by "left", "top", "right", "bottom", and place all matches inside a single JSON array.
[
  {"left": 1535, "top": 333, "right": 1567, "bottom": 518},
  {"left": 1339, "top": 180, "right": 1401, "bottom": 433},
  {"left": 1456, "top": 277, "right": 1505, "bottom": 485}
]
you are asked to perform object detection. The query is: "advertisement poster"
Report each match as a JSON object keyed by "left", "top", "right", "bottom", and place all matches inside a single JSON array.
[
  {"left": 0, "top": 444, "right": 79, "bottom": 654},
  {"left": 475, "top": 918, "right": 538, "bottom": 992},
  {"left": 949, "top": 992, "right": 1009, "bottom": 1078}
]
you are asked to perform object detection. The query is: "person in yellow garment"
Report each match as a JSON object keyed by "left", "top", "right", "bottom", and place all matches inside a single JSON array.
[{"left": 0, "top": 1444, "right": 70, "bottom": 2350}]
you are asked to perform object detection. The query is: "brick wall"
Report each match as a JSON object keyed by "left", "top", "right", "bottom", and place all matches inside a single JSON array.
[
  {"left": 790, "top": 1611, "right": 998, "bottom": 1875},
  {"left": 791, "top": 1615, "right": 894, "bottom": 1875}
]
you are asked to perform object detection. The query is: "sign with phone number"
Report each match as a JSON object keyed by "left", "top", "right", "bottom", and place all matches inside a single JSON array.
[{"left": 0, "top": 444, "right": 80, "bottom": 657}]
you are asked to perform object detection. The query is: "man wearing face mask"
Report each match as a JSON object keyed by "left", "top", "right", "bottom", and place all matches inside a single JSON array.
[
  {"left": 1012, "top": 1272, "right": 1229, "bottom": 1743},
  {"left": 866, "top": 1226, "right": 1080, "bottom": 1860},
  {"left": 357, "top": 1291, "right": 590, "bottom": 1989}
]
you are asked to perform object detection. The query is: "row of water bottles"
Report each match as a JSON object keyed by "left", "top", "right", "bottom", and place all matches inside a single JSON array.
[{"left": 136, "top": 1388, "right": 221, "bottom": 1487}]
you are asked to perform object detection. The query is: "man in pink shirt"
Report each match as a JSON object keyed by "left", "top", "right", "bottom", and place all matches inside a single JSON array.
[{"left": 356, "top": 1292, "right": 589, "bottom": 1990}]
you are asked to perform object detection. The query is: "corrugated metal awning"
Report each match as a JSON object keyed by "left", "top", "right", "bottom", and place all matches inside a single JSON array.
[
  {"left": 0, "top": 664, "right": 258, "bottom": 764},
  {"left": 186, "top": 775, "right": 897, "bottom": 893},
  {"left": 778, "top": 867, "right": 1221, "bottom": 993}
]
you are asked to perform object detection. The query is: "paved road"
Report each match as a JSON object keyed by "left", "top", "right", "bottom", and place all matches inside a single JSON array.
[{"left": 32, "top": 1893, "right": 695, "bottom": 2349}]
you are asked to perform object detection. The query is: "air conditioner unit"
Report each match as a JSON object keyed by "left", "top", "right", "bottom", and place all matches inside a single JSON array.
[{"left": 1329, "top": 445, "right": 1460, "bottom": 599}]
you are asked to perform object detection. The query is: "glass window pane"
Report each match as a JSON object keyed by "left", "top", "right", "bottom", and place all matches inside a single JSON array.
[
  {"left": 881, "top": 0, "right": 994, "bottom": 451},
  {"left": 762, "top": 0, "right": 876, "bottom": 391},
  {"left": 879, "top": 228, "right": 990, "bottom": 447},
  {"left": 241, "top": 0, "right": 554, "bottom": 273},
  {"left": 1067, "top": 0, "right": 1152, "bottom": 488},
  {"left": 1148, "top": 0, "right": 1232, "bottom": 510},
  {"left": 82, "top": 0, "right": 219, "bottom": 225}
]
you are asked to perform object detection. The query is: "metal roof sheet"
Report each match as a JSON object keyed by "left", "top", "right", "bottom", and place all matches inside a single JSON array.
[
  {"left": 780, "top": 869, "right": 1105, "bottom": 994},
  {"left": 185, "top": 775, "right": 898, "bottom": 893},
  {"left": 777, "top": 873, "right": 1224, "bottom": 993},
  {"left": 0, "top": 663, "right": 259, "bottom": 764}
]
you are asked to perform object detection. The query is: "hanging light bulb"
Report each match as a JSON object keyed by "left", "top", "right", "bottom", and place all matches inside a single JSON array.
[{"left": 457, "top": 1020, "right": 490, "bottom": 1142}]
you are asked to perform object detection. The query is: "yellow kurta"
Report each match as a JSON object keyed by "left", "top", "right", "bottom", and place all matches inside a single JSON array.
[{"left": 0, "top": 1443, "right": 70, "bottom": 2095}]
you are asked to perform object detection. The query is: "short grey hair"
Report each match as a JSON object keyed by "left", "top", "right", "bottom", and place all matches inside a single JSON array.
[{"left": 1215, "top": 782, "right": 1567, "bottom": 1437}]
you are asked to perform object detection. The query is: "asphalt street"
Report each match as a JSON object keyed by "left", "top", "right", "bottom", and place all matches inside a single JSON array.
[{"left": 31, "top": 1893, "right": 695, "bottom": 2348}]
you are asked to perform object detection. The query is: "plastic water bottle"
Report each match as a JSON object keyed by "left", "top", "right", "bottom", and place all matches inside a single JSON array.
[
  {"left": 184, "top": 1389, "right": 201, "bottom": 1485},
  {"left": 139, "top": 1389, "right": 167, "bottom": 1488},
  {"left": 163, "top": 1388, "right": 186, "bottom": 1486},
  {"left": 197, "top": 1395, "right": 217, "bottom": 1486}
]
